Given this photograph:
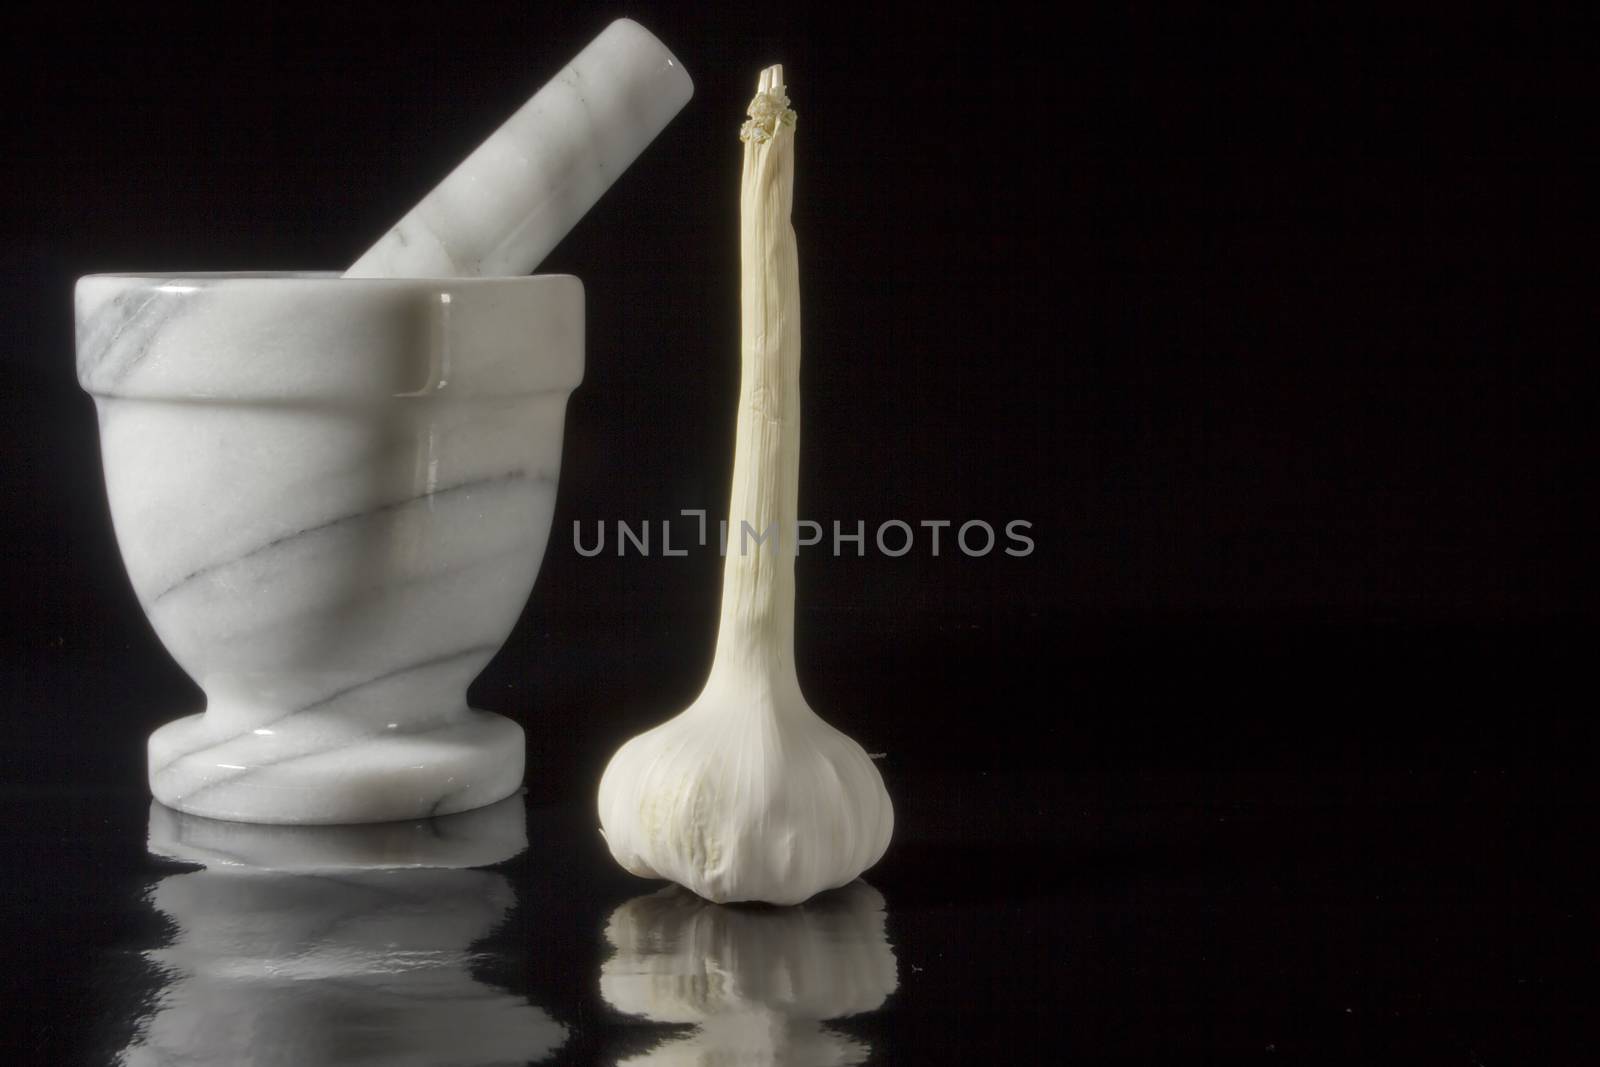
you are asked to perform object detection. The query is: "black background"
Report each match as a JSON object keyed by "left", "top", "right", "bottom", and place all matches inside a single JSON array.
[{"left": 0, "top": 3, "right": 1591, "bottom": 1062}]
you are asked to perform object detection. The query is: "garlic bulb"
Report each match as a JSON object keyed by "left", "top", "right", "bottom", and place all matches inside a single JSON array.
[{"left": 597, "top": 66, "right": 893, "bottom": 905}]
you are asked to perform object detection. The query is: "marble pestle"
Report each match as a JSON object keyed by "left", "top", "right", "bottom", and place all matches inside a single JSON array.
[{"left": 345, "top": 18, "right": 693, "bottom": 279}]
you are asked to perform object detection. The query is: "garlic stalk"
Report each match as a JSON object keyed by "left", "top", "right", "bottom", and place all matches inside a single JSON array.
[{"left": 598, "top": 66, "right": 894, "bottom": 905}]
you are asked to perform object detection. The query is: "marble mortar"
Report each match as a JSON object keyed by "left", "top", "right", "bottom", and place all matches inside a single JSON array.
[{"left": 76, "top": 271, "right": 583, "bottom": 824}]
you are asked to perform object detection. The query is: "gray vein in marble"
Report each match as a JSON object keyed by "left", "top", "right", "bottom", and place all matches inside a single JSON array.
[
  {"left": 280, "top": 643, "right": 499, "bottom": 724},
  {"left": 153, "top": 643, "right": 501, "bottom": 777},
  {"left": 165, "top": 704, "right": 499, "bottom": 804},
  {"left": 151, "top": 469, "right": 534, "bottom": 604},
  {"left": 77, "top": 282, "right": 186, "bottom": 385},
  {"left": 205, "top": 537, "right": 541, "bottom": 643}
]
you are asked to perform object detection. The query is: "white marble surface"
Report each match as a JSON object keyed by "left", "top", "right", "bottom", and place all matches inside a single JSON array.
[
  {"left": 125, "top": 798, "right": 566, "bottom": 1065},
  {"left": 146, "top": 791, "right": 529, "bottom": 869},
  {"left": 346, "top": 18, "right": 693, "bottom": 279},
  {"left": 76, "top": 272, "right": 583, "bottom": 824}
]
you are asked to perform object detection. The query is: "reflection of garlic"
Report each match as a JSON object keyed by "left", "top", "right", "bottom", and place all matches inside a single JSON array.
[
  {"left": 598, "top": 66, "right": 893, "bottom": 905},
  {"left": 601, "top": 882, "right": 897, "bottom": 1065}
]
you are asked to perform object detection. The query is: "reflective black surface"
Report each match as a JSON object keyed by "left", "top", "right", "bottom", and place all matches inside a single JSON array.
[{"left": 2, "top": 647, "right": 1590, "bottom": 1064}]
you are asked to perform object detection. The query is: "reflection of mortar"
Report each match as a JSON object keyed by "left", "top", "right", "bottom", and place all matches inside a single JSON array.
[
  {"left": 123, "top": 796, "right": 565, "bottom": 1066},
  {"left": 76, "top": 273, "right": 582, "bottom": 824},
  {"left": 601, "top": 882, "right": 898, "bottom": 1065}
]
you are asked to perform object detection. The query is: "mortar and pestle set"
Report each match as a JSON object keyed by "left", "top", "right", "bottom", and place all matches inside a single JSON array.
[
  {"left": 78, "top": 20, "right": 893, "bottom": 906},
  {"left": 77, "top": 21, "right": 690, "bottom": 826}
]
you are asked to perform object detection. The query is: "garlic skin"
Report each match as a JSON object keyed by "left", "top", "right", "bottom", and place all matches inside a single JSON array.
[
  {"left": 597, "top": 67, "right": 893, "bottom": 905},
  {"left": 598, "top": 672, "right": 894, "bottom": 905}
]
